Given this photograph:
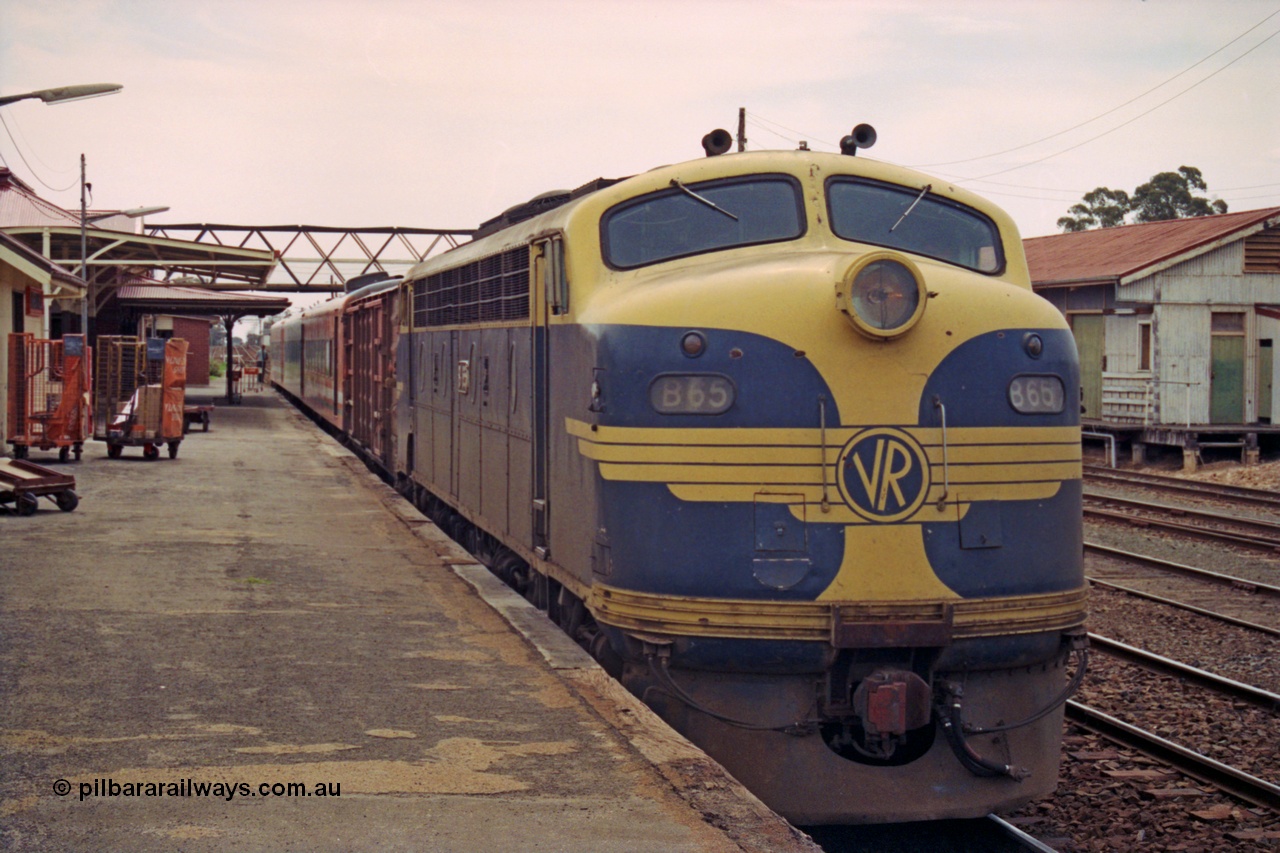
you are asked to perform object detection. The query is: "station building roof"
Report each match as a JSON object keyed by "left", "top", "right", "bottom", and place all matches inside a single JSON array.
[
  {"left": 1, "top": 168, "right": 278, "bottom": 291},
  {"left": 115, "top": 282, "right": 290, "bottom": 317},
  {"left": 0, "top": 229, "right": 86, "bottom": 298},
  {"left": 1025, "top": 206, "right": 1280, "bottom": 288}
]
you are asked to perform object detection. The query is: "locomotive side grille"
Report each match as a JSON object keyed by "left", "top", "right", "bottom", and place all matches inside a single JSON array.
[{"left": 415, "top": 246, "right": 531, "bottom": 328}]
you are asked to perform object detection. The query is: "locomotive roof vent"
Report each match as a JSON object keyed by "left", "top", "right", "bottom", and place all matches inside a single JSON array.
[{"left": 840, "top": 123, "right": 877, "bottom": 156}]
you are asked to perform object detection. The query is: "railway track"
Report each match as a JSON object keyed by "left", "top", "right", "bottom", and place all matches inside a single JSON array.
[
  {"left": 1088, "top": 633, "right": 1280, "bottom": 712},
  {"left": 1085, "top": 542, "right": 1280, "bottom": 631},
  {"left": 1065, "top": 700, "right": 1280, "bottom": 814},
  {"left": 1084, "top": 465, "right": 1280, "bottom": 510},
  {"left": 1084, "top": 492, "right": 1280, "bottom": 550},
  {"left": 804, "top": 814, "right": 1059, "bottom": 852}
]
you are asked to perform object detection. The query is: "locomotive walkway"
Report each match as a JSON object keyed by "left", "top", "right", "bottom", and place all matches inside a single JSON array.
[{"left": 0, "top": 388, "right": 816, "bottom": 853}]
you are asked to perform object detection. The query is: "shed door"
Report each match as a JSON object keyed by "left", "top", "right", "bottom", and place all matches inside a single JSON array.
[
  {"left": 1210, "top": 313, "right": 1245, "bottom": 424},
  {"left": 1071, "top": 314, "right": 1104, "bottom": 419}
]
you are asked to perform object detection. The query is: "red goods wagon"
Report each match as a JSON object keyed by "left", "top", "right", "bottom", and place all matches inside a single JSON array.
[{"left": 344, "top": 277, "right": 400, "bottom": 472}]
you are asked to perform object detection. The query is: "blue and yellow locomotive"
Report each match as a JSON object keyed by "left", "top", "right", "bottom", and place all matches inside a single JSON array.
[{"left": 283, "top": 126, "right": 1087, "bottom": 824}]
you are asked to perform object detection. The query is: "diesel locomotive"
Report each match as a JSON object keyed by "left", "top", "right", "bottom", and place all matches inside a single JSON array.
[{"left": 274, "top": 127, "right": 1087, "bottom": 824}]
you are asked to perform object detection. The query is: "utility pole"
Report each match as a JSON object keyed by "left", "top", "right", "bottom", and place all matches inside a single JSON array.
[
  {"left": 737, "top": 107, "right": 746, "bottom": 153},
  {"left": 79, "top": 154, "right": 89, "bottom": 337}
]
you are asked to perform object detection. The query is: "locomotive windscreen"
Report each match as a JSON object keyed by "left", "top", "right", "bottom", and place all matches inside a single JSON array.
[
  {"left": 827, "top": 177, "right": 1004, "bottom": 274},
  {"left": 602, "top": 175, "right": 804, "bottom": 269}
]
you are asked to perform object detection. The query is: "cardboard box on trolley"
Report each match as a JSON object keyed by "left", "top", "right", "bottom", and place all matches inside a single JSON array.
[{"left": 94, "top": 337, "right": 188, "bottom": 459}]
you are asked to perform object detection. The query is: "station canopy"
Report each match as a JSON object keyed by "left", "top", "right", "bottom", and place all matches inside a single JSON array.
[
  {"left": 114, "top": 282, "right": 289, "bottom": 317},
  {"left": 4, "top": 224, "right": 278, "bottom": 292}
]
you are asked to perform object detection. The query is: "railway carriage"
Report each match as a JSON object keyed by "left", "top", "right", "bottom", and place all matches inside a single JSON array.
[
  {"left": 281, "top": 129, "right": 1088, "bottom": 824},
  {"left": 274, "top": 297, "right": 345, "bottom": 430}
]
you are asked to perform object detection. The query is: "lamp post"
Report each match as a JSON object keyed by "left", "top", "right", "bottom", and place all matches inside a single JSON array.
[
  {"left": 0, "top": 83, "right": 122, "bottom": 108},
  {"left": 76, "top": 199, "right": 171, "bottom": 339}
]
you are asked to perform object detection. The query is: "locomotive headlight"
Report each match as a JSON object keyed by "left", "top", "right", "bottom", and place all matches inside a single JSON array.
[{"left": 837, "top": 252, "right": 926, "bottom": 340}]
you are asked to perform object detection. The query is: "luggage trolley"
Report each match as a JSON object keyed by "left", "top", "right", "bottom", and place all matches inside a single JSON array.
[
  {"left": 93, "top": 336, "right": 189, "bottom": 460},
  {"left": 0, "top": 457, "right": 78, "bottom": 515},
  {"left": 6, "top": 333, "right": 92, "bottom": 461}
]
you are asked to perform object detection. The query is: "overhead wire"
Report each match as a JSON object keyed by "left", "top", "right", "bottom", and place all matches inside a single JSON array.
[
  {"left": 746, "top": 10, "right": 1279, "bottom": 206},
  {"left": 915, "top": 7, "right": 1280, "bottom": 169},
  {"left": 0, "top": 112, "right": 79, "bottom": 192},
  {"left": 956, "top": 23, "right": 1280, "bottom": 183}
]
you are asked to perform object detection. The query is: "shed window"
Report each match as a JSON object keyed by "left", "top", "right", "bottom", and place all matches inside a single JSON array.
[
  {"left": 1211, "top": 312, "right": 1245, "bottom": 334},
  {"left": 1139, "top": 322, "right": 1152, "bottom": 371}
]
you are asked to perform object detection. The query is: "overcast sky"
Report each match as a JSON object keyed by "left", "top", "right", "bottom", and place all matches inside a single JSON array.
[{"left": 2, "top": 0, "right": 1278, "bottom": 251}]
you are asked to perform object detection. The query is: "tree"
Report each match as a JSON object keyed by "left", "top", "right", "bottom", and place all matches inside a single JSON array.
[
  {"left": 1058, "top": 166, "right": 1227, "bottom": 232},
  {"left": 1130, "top": 166, "right": 1228, "bottom": 223},
  {"left": 1057, "top": 187, "right": 1131, "bottom": 232}
]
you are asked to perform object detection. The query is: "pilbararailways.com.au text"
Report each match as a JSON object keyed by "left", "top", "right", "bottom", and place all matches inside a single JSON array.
[{"left": 55, "top": 778, "right": 341, "bottom": 802}]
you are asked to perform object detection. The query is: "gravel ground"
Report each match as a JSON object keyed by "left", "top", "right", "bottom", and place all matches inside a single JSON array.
[{"left": 1006, "top": 460, "right": 1280, "bottom": 851}]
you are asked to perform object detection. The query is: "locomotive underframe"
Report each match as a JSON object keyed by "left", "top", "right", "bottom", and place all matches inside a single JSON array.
[{"left": 627, "top": 640, "right": 1073, "bottom": 825}]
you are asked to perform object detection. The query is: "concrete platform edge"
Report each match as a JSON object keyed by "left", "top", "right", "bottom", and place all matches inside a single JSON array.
[{"left": 322, "top": 436, "right": 821, "bottom": 853}]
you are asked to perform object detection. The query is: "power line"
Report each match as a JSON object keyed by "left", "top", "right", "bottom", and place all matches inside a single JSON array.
[
  {"left": 744, "top": 113, "right": 838, "bottom": 151},
  {"left": 915, "top": 7, "right": 1280, "bottom": 169},
  {"left": 0, "top": 113, "right": 78, "bottom": 192},
  {"left": 956, "top": 24, "right": 1280, "bottom": 183}
]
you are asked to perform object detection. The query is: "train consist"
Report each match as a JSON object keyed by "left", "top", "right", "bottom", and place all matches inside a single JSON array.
[{"left": 273, "top": 127, "right": 1088, "bottom": 824}]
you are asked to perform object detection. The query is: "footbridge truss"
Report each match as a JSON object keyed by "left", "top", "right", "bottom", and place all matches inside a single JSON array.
[{"left": 144, "top": 223, "right": 476, "bottom": 292}]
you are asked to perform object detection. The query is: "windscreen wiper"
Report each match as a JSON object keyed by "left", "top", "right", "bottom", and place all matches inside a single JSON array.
[
  {"left": 889, "top": 183, "right": 932, "bottom": 233},
  {"left": 671, "top": 179, "right": 739, "bottom": 221}
]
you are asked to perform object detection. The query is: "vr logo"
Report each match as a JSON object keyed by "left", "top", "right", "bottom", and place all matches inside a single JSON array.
[{"left": 837, "top": 428, "right": 930, "bottom": 522}]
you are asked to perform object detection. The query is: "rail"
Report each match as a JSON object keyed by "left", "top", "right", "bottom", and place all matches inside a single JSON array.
[{"left": 1066, "top": 700, "right": 1280, "bottom": 813}]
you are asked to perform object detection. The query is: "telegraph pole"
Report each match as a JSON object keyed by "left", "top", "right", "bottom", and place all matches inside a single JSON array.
[
  {"left": 737, "top": 107, "right": 746, "bottom": 152},
  {"left": 79, "top": 154, "right": 89, "bottom": 336}
]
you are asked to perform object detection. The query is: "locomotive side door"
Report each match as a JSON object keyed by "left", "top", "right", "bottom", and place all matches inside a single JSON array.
[{"left": 531, "top": 236, "right": 563, "bottom": 559}]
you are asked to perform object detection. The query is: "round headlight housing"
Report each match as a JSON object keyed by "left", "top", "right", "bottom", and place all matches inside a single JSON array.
[{"left": 837, "top": 252, "right": 927, "bottom": 339}]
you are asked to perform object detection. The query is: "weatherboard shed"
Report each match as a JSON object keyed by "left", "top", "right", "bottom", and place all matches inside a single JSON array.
[{"left": 1025, "top": 206, "right": 1280, "bottom": 463}]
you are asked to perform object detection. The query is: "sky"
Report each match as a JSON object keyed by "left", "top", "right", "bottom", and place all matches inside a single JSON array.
[{"left": 2, "top": 0, "right": 1278, "bottom": 261}]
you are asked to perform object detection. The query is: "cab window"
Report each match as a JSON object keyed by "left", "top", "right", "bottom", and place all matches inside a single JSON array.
[
  {"left": 602, "top": 175, "right": 804, "bottom": 269},
  {"left": 826, "top": 177, "right": 1003, "bottom": 274}
]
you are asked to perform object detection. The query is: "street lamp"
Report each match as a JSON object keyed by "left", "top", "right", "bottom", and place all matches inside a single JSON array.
[
  {"left": 85, "top": 206, "right": 171, "bottom": 225},
  {"left": 0, "top": 83, "right": 122, "bottom": 108}
]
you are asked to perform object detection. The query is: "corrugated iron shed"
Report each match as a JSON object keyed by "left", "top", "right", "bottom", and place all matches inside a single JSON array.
[{"left": 1026, "top": 206, "right": 1280, "bottom": 287}]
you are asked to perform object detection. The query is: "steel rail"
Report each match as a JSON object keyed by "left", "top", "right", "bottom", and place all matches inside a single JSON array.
[
  {"left": 986, "top": 814, "right": 1061, "bottom": 853},
  {"left": 1065, "top": 700, "right": 1280, "bottom": 813},
  {"left": 1088, "top": 577, "right": 1280, "bottom": 637},
  {"left": 1084, "top": 492, "right": 1280, "bottom": 537},
  {"left": 1084, "top": 465, "right": 1280, "bottom": 510},
  {"left": 1088, "top": 633, "right": 1280, "bottom": 711},
  {"left": 1084, "top": 505, "right": 1280, "bottom": 550},
  {"left": 1085, "top": 542, "right": 1280, "bottom": 598}
]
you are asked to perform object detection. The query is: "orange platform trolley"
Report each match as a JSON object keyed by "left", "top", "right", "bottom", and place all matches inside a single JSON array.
[
  {"left": 6, "top": 333, "right": 92, "bottom": 461},
  {"left": 93, "top": 336, "right": 188, "bottom": 460}
]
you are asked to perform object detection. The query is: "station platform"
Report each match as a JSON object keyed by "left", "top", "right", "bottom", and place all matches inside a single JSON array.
[{"left": 0, "top": 387, "right": 819, "bottom": 853}]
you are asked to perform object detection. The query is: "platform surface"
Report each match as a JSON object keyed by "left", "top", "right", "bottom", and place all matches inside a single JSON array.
[{"left": 0, "top": 388, "right": 817, "bottom": 853}]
